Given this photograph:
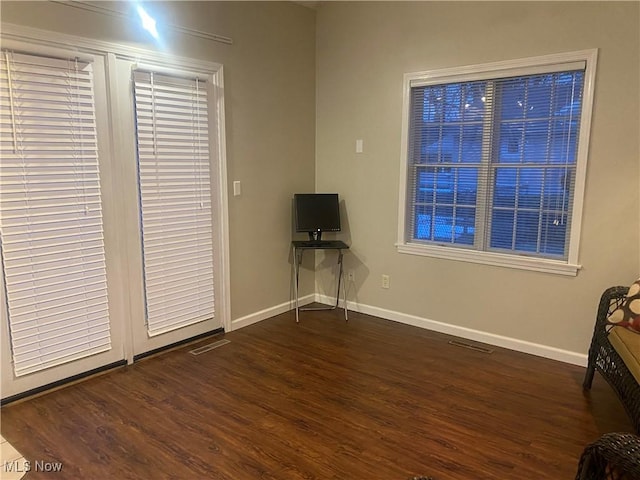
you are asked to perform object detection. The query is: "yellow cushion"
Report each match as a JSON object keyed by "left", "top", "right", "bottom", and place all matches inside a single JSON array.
[{"left": 609, "top": 326, "right": 640, "bottom": 384}]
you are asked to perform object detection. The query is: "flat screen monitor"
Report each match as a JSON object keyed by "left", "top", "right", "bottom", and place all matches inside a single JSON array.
[{"left": 294, "top": 193, "right": 340, "bottom": 241}]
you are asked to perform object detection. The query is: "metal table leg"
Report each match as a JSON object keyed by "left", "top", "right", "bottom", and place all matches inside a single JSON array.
[
  {"left": 294, "top": 245, "right": 348, "bottom": 322},
  {"left": 293, "top": 245, "right": 301, "bottom": 323},
  {"left": 336, "top": 250, "right": 347, "bottom": 321}
]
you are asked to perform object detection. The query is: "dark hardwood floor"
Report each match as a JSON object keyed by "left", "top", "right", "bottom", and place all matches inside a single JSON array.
[{"left": 1, "top": 308, "right": 633, "bottom": 479}]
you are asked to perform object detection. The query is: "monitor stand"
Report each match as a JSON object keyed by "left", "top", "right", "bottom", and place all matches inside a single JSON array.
[
  {"left": 291, "top": 239, "right": 349, "bottom": 323},
  {"left": 308, "top": 231, "right": 322, "bottom": 242}
]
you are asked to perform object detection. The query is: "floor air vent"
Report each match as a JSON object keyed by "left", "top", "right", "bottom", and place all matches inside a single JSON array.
[
  {"left": 448, "top": 339, "right": 494, "bottom": 354},
  {"left": 189, "top": 339, "right": 230, "bottom": 356}
]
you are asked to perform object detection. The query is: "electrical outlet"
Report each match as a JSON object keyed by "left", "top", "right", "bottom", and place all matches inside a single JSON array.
[
  {"left": 381, "top": 274, "right": 390, "bottom": 289},
  {"left": 347, "top": 271, "right": 355, "bottom": 282}
]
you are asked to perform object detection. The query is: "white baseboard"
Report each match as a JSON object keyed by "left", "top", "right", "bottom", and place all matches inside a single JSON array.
[
  {"left": 230, "top": 294, "right": 315, "bottom": 331},
  {"left": 316, "top": 293, "right": 587, "bottom": 367}
]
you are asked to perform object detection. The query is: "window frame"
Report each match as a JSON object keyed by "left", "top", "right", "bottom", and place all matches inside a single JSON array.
[{"left": 397, "top": 50, "right": 598, "bottom": 276}]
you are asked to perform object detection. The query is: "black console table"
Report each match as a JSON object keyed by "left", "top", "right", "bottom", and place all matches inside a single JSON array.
[{"left": 292, "top": 240, "right": 349, "bottom": 323}]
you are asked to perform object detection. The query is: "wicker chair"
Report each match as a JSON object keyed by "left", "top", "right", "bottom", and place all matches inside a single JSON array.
[
  {"left": 583, "top": 286, "right": 640, "bottom": 434},
  {"left": 575, "top": 432, "right": 640, "bottom": 479}
]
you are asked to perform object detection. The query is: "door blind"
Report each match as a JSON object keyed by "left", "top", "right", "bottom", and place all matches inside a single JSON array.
[
  {"left": 133, "top": 69, "right": 215, "bottom": 337},
  {"left": 0, "top": 51, "right": 111, "bottom": 376}
]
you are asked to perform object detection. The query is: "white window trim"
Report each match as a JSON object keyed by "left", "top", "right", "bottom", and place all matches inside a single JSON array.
[{"left": 397, "top": 49, "right": 598, "bottom": 276}]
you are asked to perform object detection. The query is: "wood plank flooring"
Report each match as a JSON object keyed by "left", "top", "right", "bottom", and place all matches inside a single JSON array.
[{"left": 1, "top": 308, "right": 633, "bottom": 479}]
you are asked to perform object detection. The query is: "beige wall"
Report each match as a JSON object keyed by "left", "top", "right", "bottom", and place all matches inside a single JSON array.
[
  {"left": 0, "top": 1, "right": 317, "bottom": 321},
  {"left": 316, "top": 2, "right": 640, "bottom": 355},
  {"left": 2, "top": 1, "right": 638, "bottom": 358}
]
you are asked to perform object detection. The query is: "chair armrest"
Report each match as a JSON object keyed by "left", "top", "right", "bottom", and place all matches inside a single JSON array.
[
  {"left": 595, "top": 286, "right": 629, "bottom": 331},
  {"left": 576, "top": 432, "right": 640, "bottom": 479}
]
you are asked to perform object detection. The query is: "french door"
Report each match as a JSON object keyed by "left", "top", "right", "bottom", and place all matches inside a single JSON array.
[
  {"left": 112, "top": 57, "right": 226, "bottom": 358},
  {"left": 0, "top": 45, "right": 126, "bottom": 399},
  {"left": 0, "top": 33, "right": 228, "bottom": 399}
]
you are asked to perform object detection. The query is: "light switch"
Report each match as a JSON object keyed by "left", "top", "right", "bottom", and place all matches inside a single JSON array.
[
  {"left": 233, "top": 180, "right": 241, "bottom": 196},
  {"left": 356, "top": 139, "right": 363, "bottom": 153}
]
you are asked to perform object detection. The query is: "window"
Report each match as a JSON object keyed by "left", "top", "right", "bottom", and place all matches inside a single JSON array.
[
  {"left": 133, "top": 68, "right": 215, "bottom": 337},
  {"left": 398, "top": 51, "right": 597, "bottom": 275},
  {"left": 0, "top": 50, "right": 111, "bottom": 376}
]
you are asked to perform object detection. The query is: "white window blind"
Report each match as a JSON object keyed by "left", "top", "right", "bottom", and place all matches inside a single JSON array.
[
  {"left": 133, "top": 69, "right": 215, "bottom": 337},
  {"left": 405, "top": 66, "right": 585, "bottom": 260},
  {"left": 0, "top": 50, "right": 111, "bottom": 377}
]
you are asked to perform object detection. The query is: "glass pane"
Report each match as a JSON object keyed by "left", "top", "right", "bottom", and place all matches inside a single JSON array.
[
  {"left": 497, "top": 122, "right": 524, "bottom": 163},
  {"left": 423, "top": 126, "right": 444, "bottom": 164},
  {"left": 553, "top": 72, "right": 584, "bottom": 118},
  {"left": 549, "top": 119, "right": 578, "bottom": 164},
  {"left": 540, "top": 212, "right": 568, "bottom": 257},
  {"left": 415, "top": 167, "right": 436, "bottom": 204},
  {"left": 423, "top": 86, "right": 445, "bottom": 123},
  {"left": 514, "top": 211, "right": 541, "bottom": 253},
  {"left": 440, "top": 125, "right": 461, "bottom": 163},
  {"left": 460, "top": 125, "right": 483, "bottom": 163},
  {"left": 414, "top": 204, "right": 433, "bottom": 240},
  {"left": 434, "top": 168, "right": 455, "bottom": 205},
  {"left": 456, "top": 168, "right": 478, "bottom": 206},
  {"left": 490, "top": 209, "right": 515, "bottom": 250},
  {"left": 542, "top": 167, "right": 573, "bottom": 211},
  {"left": 499, "top": 79, "right": 527, "bottom": 121},
  {"left": 552, "top": 72, "right": 583, "bottom": 165},
  {"left": 493, "top": 168, "right": 517, "bottom": 208},
  {"left": 416, "top": 81, "right": 488, "bottom": 167},
  {"left": 517, "top": 168, "right": 543, "bottom": 209},
  {"left": 462, "top": 82, "right": 486, "bottom": 122},
  {"left": 409, "top": 138, "right": 423, "bottom": 165},
  {"left": 526, "top": 75, "right": 553, "bottom": 118},
  {"left": 499, "top": 75, "right": 563, "bottom": 120},
  {"left": 443, "top": 84, "right": 463, "bottom": 122},
  {"left": 523, "top": 121, "right": 551, "bottom": 163},
  {"left": 454, "top": 206, "right": 475, "bottom": 245},
  {"left": 413, "top": 165, "right": 478, "bottom": 246},
  {"left": 434, "top": 205, "right": 454, "bottom": 242}
]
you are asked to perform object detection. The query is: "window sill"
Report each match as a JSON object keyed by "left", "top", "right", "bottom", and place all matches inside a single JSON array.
[{"left": 396, "top": 242, "right": 581, "bottom": 276}]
